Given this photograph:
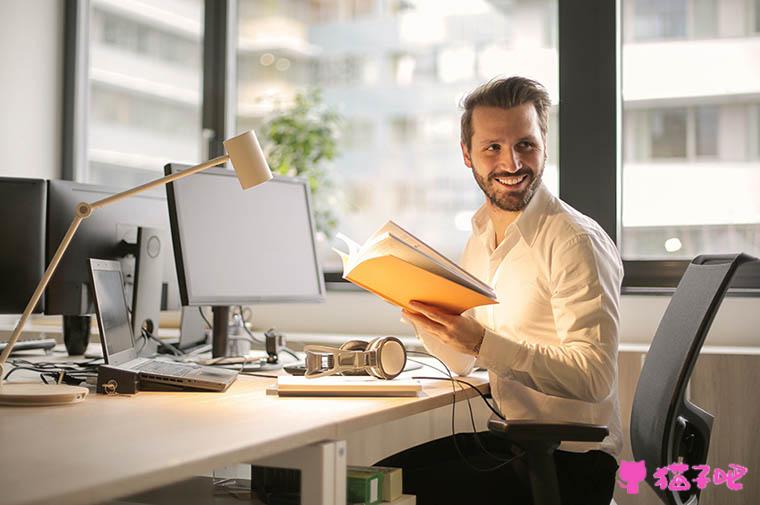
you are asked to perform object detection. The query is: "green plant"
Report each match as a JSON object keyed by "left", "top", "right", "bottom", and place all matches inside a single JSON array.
[{"left": 262, "top": 89, "right": 342, "bottom": 238}]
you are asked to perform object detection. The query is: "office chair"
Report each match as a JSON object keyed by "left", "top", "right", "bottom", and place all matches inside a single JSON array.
[{"left": 488, "top": 253, "right": 757, "bottom": 505}]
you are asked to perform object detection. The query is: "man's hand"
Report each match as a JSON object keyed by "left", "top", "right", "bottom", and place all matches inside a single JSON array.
[{"left": 402, "top": 301, "right": 485, "bottom": 356}]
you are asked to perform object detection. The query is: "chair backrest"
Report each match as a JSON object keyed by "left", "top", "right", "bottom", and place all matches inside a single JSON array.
[{"left": 630, "top": 254, "right": 755, "bottom": 505}]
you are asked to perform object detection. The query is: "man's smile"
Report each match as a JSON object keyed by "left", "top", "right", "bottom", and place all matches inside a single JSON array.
[{"left": 491, "top": 172, "right": 531, "bottom": 192}]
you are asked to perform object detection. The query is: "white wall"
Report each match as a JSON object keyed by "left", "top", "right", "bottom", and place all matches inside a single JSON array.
[
  {"left": 250, "top": 290, "right": 760, "bottom": 349},
  {"left": 0, "top": 0, "right": 62, "bottom": 180}
]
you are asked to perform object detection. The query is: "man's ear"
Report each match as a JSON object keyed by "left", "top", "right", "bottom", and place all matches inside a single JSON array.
[{"left": 460, "top": 142, "right": 473, "bottom": 168}]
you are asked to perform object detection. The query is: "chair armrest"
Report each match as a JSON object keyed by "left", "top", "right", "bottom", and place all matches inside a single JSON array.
[{"left": 488, "top": 417, "right": 609, "bottom": 443}]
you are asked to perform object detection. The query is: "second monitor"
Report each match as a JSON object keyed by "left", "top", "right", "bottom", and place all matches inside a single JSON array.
[{"left": 165, "top": 164, "right": 325, "bottom": 357}]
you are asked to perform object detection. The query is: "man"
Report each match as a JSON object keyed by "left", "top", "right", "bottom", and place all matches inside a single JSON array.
[{"left": 378, "top": 77, "right": 622, "bottom": 505}]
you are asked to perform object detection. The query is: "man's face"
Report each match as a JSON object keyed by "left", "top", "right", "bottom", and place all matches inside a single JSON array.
[{"left": 462, "top": 103, "right": 546, "bottom": 212}]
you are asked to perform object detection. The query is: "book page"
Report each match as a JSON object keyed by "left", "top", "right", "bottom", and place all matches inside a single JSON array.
[
  {"left": 335, "top": 232, "right": 361, "bottom": 257},
  {"left": 375, "top": 221, "right": 494, "bottom": 295},
  {"left": 359, "top": 233, "right": 494, "bottom": 297}
]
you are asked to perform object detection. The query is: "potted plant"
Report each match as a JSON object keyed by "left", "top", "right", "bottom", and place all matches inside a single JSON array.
[{"left": 262, "top": 89, "right": 342, "bottom": 240}]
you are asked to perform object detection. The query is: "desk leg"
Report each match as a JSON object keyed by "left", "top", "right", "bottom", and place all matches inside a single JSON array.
[{"left": 250, "top": 439, "right": 347, "bottom": 505}]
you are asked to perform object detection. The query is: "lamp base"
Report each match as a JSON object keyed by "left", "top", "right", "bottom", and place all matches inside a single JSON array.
[{"left": 0, "top": 382, "right": 88, "bottom": 406}]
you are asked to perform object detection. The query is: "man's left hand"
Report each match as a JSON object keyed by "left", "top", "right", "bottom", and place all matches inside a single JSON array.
[{"left": 402, "top": 301, "right": 485, "bottom": 356}]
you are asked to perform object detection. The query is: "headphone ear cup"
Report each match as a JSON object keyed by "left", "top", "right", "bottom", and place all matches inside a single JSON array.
[
  {"left": 365, "top": 337, "right": 385, "bottom": 379},
  {"left": 339, "top": 340, "right": 370, "bottom": 376},
  {"left": 368, "top": 336, "right": 406, "bottom": 380}
]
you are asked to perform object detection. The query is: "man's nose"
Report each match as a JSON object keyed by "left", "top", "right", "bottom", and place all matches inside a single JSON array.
[{"left": 495, "top": 149, "right": 522, "bottom": 173}]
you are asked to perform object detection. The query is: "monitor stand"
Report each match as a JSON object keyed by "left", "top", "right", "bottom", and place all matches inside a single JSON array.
[
  {"left": 211, "top": 306, "right": 230, "bottom": 358},
  {"left": 62, "top": 314, "right": 90, "bottom": 356},
  {"left": 131, "top": 227, "right": 166, "bottom": 356}
]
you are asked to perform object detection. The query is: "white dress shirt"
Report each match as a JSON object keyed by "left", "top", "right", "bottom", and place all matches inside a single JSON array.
[{"left": 417, "top": 183, "right": 624, "bottom": 460}]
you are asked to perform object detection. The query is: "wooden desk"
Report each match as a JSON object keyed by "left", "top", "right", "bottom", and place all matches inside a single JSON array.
[{"left": 1, "top": 368, "right": 489, "bottom": 505}]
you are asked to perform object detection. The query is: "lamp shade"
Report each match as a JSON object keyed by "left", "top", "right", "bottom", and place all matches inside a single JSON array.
[{"left": 223, "top": 130, "right": 273, "bottom": 190}]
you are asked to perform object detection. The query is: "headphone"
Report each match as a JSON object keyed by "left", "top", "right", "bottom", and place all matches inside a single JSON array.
[{"left": 303, "top": 336, "right": 407, "bottom": 380}]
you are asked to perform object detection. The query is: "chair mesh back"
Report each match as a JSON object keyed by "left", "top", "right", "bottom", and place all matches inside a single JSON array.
[{"left": 630, "top": 254, "right": 753, "bottom": 505}]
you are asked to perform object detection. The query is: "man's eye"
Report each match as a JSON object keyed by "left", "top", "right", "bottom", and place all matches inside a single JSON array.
[
  {"left": 486, "top": 144, "right": 501, "bottom": 151},
  {"left": 517, "top": 141, "right": 535, "bottom": 150}
]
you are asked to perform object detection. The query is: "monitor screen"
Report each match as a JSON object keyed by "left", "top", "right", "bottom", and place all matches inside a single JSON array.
[
  {"left": 166, "top": 166, "right": 325, "bottom": 305},
  {"left": 89, "top": 261, "right": 135, "bottom": 364},
  {"left": 0, "top": 177, "right": 46, "bottom": 314}
]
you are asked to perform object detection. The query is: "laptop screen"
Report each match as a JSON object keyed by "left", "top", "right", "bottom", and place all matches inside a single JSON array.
[{"left": 91, "top": 265, "right": 135, "bottom": 363}]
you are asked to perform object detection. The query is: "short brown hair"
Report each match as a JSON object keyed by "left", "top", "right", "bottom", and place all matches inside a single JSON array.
[{"left": 460, "top": 76, "right": 551, "bottom": 150}]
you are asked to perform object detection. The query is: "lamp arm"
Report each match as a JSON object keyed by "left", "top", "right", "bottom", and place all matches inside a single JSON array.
[
  {"left": 0, "top": 153, "right": 231, "bottom": 374},
  {"left": 90, "top": 154, "right": 230, "bottom": 209}
]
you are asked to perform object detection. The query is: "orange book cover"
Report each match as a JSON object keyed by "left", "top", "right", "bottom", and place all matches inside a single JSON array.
[{"left": 334, "top": 221, "right": 497, "bottom": 314}]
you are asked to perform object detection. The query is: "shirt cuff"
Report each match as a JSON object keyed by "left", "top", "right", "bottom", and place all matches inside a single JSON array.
[{"left": 474, "top": 328, "right": 524, "bottom": 375}]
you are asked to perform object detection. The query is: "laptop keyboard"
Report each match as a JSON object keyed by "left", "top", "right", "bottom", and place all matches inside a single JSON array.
[{"left": 134, "top": 360, "right": 199, "bottom": 377}]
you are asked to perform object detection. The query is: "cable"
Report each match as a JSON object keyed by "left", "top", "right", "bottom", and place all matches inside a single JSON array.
[
  {"left": 3, "top": 364, "right": 97, "bottom": 385},
  {"left": 238, "top": 306, "right": 264, "bottom": 344},
  {"left": 407, "top": 357, "right": 491, "bottom": 454},
  {"left": 407, "top": 350, "right": 523, "bottom": 472},
  {"left": 142, "top": 329, "right": 183, "bottom": 356},
  {"left": 198, "top": 307, "right": 212, "bottom": 329},
  {"left": 278, "top": 347, "right": 300, "bottom": 361},
  {"left": 240, "top": 371, "right": 278, "bottom": 379},
  {"left": 407, "top": 350, "right": 504, "bottom": 419}
]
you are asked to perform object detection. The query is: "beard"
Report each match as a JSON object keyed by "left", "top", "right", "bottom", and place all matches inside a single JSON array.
[{"left": 472, "top": 160, "right": 544, "bottom": 212}]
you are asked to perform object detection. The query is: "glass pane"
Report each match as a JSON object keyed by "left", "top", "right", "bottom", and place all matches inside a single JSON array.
[
  {"left": 633, "top": 0, "right": 687, "bottom": 41},
  {"left": 622, "top": 0, "right": 760, "bottom": 260},
  {"left": 695, "top": 105, "right": 718, "bottom": 157},
  {"left": 649, "top": 108, "right": 687, "bottom": 158},
  {"left": 237, "top": 0, "right": 559, "bottom": 271},
  {"left": 87, "top": 0, "right": 204, "bottom": 188},
  {"left": 692, "top": 0, "right": 716, "bottom": 39}
]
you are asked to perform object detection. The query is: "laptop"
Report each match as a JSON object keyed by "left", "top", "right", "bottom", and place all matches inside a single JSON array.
[{"left": 89, "top": 259, "right": 237, "bottom": 392}]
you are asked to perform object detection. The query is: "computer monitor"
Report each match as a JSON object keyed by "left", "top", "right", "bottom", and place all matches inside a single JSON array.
[
  {"left": 165, "top": 164, "right": 325, "bottom": 357},
  {"left": 46, "top": 180, "right": 181, "bottom": 315},
  {"left": 0, "top": 177, "right": 47, "bottom": 314},
  {"left": 46, "top": 180, "right": 181, "bottom": 353}
]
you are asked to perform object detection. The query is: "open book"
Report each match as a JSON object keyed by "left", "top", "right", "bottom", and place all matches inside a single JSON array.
[{"left": 333, "top": 221, "right": 497, "bottom": 314}]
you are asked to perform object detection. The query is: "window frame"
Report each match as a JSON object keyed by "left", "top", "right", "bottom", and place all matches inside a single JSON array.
[
  {"left": 62, "top": 0, "right": 236, "bottom": 180},
  {"left": 562, "top": 0, "right": 760, "bottom": 293}
]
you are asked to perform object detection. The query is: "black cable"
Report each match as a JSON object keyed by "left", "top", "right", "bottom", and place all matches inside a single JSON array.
[
  {"left": 414, "top": 376, "right": 505, "bottom": 421},
  {"left": 240, "top": 371, "right": 278, "bottom": 379},
  {"left": 278, "top": 347, "right": 300, "bottom": 361},
  {"left": 238, "top": 305, "right": 264, "bottom": 344},
  {"left": 142, "top": 329, "right": 183, "bottom": 356},
  {"left": 407, "top": 357, "right": 490, "bottom": 456},
  {"left": 198, "top": 307, "right": 212, "bottom": 329},
  {"left": 407, "top": 350, "right": 522, "bottom": 472},
  {"left": 3, "top": 365, "right": 96, "bottom": 386}
]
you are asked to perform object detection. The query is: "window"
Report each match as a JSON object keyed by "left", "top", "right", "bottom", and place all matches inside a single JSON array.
[
  {"left": 622, "top": 0, "right": 760, "bottom": 263},
  {"left": 649, "top": 108, "right": 687, "bottom": 158},
  {"left": 634, "top": 0, "right": 687, "bottom": 40},
  {"left": 628, "top": 105, "right": 719, "bottom": 161},
  {"left": 84, "top": 0, "right": 204, "bottom": 188},
  {"left": 236, "top": 0, "right": 559, "bottom": 271}
]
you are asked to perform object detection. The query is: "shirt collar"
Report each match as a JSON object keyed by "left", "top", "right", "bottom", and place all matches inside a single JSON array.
[
  {"left": 470, "top": 182, "right": 551, "bottom": 248},
  {"left": 515, "top": 182, "right": 551, "bottom": 247}
]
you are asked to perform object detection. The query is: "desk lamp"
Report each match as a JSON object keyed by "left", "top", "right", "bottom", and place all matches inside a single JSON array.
[{"left": 0, "top": 131, "right": 272, "bottom": 406}]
